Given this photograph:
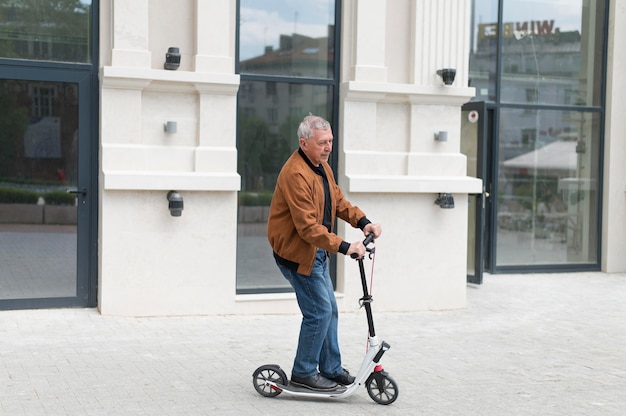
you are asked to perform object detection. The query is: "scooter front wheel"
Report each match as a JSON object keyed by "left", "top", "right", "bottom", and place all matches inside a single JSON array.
[
  {"left": 252, "top": 364, "right": 287, "bottom": 398},
  {"left": 366, "top": 370, "right": 399, "bottom": 405}
]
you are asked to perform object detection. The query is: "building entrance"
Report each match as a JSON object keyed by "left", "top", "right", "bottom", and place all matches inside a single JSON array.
[
  {"left": 468, "top": 0, "right": 606, "bottom": 273},
  {"left": 0, "top": 70, "right": 97, "bottom": 309},
  {"left": 0, "top": 0, "right": 98, "bottom": 310}
]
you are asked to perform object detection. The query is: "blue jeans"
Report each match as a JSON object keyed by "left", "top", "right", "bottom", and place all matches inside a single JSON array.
[{"left": 276, "top": 249, "right": 343, "bottom": 379}]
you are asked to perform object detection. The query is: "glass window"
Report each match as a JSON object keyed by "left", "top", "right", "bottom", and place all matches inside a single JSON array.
[
  {"left": 496, "top": 108, "right": 600, "bottom": 266},
  {"left": 469, "top": 0, "right": 606, "bottom": 272},
  {"left": 0, "top": 79, "right": 79, "bottom": 300},
  {"left": 236, "top": 1, "right": 338, "bottom": 293},
  {"left": 0, "top": 1, "right": 93, "bottom": 63},
  {"left": 239, "top": 0, "right": 335, "bottom": 78},
  {"left": 500, "top": 0, "right": 605, "bottom": 106},
  {"left": 236, "top": 81, "right": 334, "bottom": 293},
  {"left": 237, "top": 0, "right": 337, "bottom": 293}
]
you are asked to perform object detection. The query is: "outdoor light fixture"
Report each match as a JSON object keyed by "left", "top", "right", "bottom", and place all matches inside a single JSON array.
[
  {"left": 164, "top": 121, "right": 177, "bottom": 134},
  {"left": 167, "top": 191, "right": 184, "bottom": 216},
  {"left": 164, "top": 47, "right": 181, "bottom": 70},
  {"left": 434, "top": 131, "right": 448, "bottom": 142},
  {"left": 435, "top": 193, "right": 455, "bottom": 209},
  {"left": 436, "top": 68, "right": 456, "bottom": 85}
]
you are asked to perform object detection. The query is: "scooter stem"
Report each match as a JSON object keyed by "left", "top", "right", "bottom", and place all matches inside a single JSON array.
[{"left": 357, "top": 257, "right": 376, "bottom": 338}]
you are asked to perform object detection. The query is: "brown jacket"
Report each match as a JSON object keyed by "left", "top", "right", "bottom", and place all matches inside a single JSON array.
[{"left": 267, "top": 150, "right": 368, "bottom": 276}]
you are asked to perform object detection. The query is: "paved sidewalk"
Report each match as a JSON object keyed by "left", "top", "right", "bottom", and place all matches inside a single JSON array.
[{"left": 2, "top": 272, "right": 626, "bottom": 415}]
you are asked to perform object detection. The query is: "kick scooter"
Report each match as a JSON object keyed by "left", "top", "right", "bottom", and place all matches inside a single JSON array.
[{"left": 252, "top": 234, "right": 398, "bottom": 405}]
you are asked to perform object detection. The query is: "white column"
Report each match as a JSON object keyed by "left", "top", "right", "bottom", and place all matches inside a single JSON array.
[
  {"left": 350, "top": 0, "right": 387, "bottom": 82},
  {"left": 194, "top": 0, "right": 234, "bottom": 73},
  {"left": 410, "top": 0, "right": 471, "bottom": 86},
  {"left": 110, "top": 0, "right": 151, "bottom": 68},
  {"left": 602, "top": 0, "right": 626, "bottom": 272}
]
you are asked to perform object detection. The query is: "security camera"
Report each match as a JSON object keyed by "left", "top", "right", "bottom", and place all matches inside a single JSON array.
[
  {"left": 164, "top": 47, "right": 181, "bottom": 70},
  {"left": 167, "top": 191, "right": 184, "bottom": 217},
  {"left": 436, "top": 68, "right": 456, "bottom": 86}
]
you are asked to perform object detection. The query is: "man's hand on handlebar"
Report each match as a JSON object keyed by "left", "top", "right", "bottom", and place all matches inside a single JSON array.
[
  {"left": 363, "top": 223, "right": 382, "bottom": 239},
  {"left": 347, "top": 241, "right": 366, "bottom": 259},
  {"left": 348, "top": 223, "right": 382, "bottom": 259}
]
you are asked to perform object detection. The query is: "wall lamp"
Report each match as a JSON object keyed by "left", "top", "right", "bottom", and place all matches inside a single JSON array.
[
  {"left": 434, "top": 131, "right": 448, "bottom": 142},
  {"left": 436, "top": 68, "right": 456, "bottom": 86},
  {"left": 164, "top": 121, "right": 177, "bottom": 134},
  {"left": 435, "top": 193, "right": 455, "bottom": 209},
  {"left": 164, "top": 47, "right": 181, "bottom": 70},
  {"left": 167, "top": 191, "right": 184, "bottom": 216}
]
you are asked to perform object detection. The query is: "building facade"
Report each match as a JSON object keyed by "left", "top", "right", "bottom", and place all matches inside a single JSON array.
[{"left": 0, "top": 0, "right": 624, "bottom": 315}]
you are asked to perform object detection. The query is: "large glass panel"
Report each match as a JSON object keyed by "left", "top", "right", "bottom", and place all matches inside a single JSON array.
[
  {"left": 0, "top": 79, "right": 79, "bottom": 299},
  {"left": 500, "top": 0, "right": 605, "bottom": 106},
  {"left": 469, "top": 0, "right": 498, "bottom": 101},
  {"left": 496, "top": 108, "right": 600, "bottom": 266},
  {"left": 239, "top": 0, "right": 335, "bottom": 78},
  {"left": 0, "top": 0, "right": 93, "bottom": 63},
  {"left": 236, "top": 80, "right": 333, "bottom": 293}
]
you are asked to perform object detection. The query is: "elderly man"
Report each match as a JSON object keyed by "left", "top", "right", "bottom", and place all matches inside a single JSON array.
[{"left": 267, "top": 115, "right": 382, "bottom": 391}]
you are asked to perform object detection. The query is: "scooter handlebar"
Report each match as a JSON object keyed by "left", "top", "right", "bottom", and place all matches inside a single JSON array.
[
  {"left": 363, "top": 233, "right": 375, "bottom": 246},
  {"left": 350, "top": 233, "right": 375, "bottom": 259}
]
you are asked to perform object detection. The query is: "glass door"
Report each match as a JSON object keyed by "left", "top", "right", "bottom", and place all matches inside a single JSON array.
[
  {"left": 0, "top": 68, "right": 94, "bottom": 309},
  {"left": 461, "top": 101, "right": 491, "bottom": 284}
]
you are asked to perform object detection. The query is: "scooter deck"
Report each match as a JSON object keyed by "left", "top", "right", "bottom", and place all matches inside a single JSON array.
[{"left": 276, "top": 382, "right": 348, "bottom": 395}]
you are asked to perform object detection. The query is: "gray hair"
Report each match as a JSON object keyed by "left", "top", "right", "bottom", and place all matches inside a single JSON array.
[{"left": 297, "top": 115, "right": 331, "bottom": 139}]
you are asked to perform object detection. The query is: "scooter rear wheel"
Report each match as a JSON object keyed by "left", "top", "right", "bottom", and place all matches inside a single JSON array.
[
  {"left": 252, "top": 364, "right": 287, "bottom": 397},
  {"left": 366, "top": 370, "right": 399, "bottom": 405}
]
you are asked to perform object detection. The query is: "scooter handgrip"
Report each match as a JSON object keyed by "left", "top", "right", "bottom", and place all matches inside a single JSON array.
[{"left": 350, "top": 233, "right": 375, "bottom": 258}]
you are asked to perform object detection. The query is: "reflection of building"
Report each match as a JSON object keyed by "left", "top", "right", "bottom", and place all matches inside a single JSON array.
[
  {"left": 503, "top": 140, "right": 577, "bottom": 175},
  {"left": 239, "top": 31, "right": 333, "bottom": 128},
  {"left": 0, "top": 2, "right": 91, "bottom": 62},
  {"left": 238, "top": 31, "right": 335, "bottom": 192},
  {"left": 0, "top": 80, "right": 78, "bottom": 183},
  {"left": 240, "top": 29, "right": 334, "bottom": 77},
  {"left": 469, "top": 11, "right": 603, "bottom": 266},
  {"left": 472, "top": 24, "right": 585, "bottom": 159}
]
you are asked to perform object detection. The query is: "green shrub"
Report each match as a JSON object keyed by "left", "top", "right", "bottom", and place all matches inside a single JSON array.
[
  {"left": 256, "top": 191, "right": 273, "bottom": 206},
  {"left": 239, "top": 191, "right": 273, "bottom": 206},
  {"left": 0, "top": 187, "right": 39, "bottom": 204},
  {"left": 43, "top": 190, "right": 76, "bottom": 206}
]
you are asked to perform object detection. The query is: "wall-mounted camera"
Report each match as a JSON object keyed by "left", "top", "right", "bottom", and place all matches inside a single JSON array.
[
  {"left": 435, "top": 193, "right": 455, "bottom": 209},
  {"left": 167, "top": 191, "right": 184, "bottom": 217},
  {"left": 164, "top": 47, "right": 181, "bottom": 70},
  {"left": 436, "top": 68, "right": 456, "bottom": 86}
]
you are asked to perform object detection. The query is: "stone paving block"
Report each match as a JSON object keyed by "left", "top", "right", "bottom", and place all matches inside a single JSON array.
[{"left": 1, "top": 272, "right": 626, "bottom": 415}]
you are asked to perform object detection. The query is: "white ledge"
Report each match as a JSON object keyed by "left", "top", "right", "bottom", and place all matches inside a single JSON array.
[
  {"left": 341, "top": 81, "right": 476, "bottom": 104},
  {"left": 101, "top": 66, "right": 240, "bottom": 94},
  {"left": 345, "top": 175, "right": 482, "bottom": 194},
  {"left": 103, "top": 171, "right": 240, "bottom": 191},
  {"left": 235, "top": 292, "right": 296, "bottom": 302}
]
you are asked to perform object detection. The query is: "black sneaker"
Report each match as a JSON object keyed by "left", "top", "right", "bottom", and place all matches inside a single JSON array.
[
  {"left": 329, "top": 368, "right": 355, "bottom": 385},
  {"left": 290, "top": 373, "right": 339, "bottom": 391}
]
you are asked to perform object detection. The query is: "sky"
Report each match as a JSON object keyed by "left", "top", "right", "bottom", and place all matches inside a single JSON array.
[
  {"left": 474, "top": 0, "right": 583, "bottom": 32},
  {"left": 239, "top": 0, "right": 334, "bottom": 60}
]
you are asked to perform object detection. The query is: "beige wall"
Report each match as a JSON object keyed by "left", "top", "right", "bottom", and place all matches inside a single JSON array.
[{"left": 99, "top": 0, "right": 242, "bottom": 315}]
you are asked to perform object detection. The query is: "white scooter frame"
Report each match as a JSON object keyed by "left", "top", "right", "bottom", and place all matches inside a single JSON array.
[{"left": 252, "top": 234, "right": 398, "bottom": 405}]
